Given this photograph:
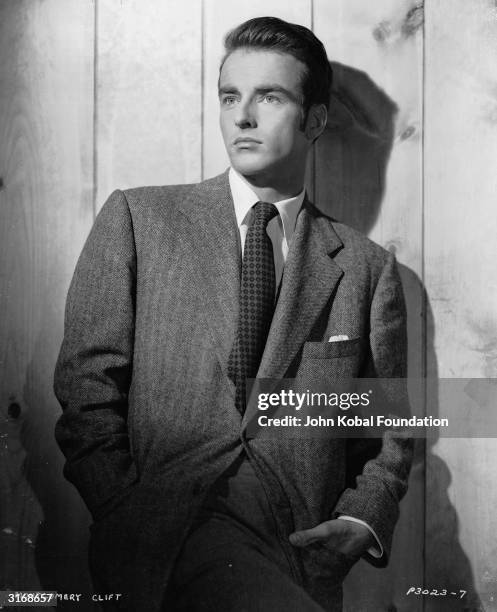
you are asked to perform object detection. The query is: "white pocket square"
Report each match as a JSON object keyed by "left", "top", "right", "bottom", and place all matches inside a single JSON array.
[{"left": 328, "top": 334, "right": 349, "bottom": 342}]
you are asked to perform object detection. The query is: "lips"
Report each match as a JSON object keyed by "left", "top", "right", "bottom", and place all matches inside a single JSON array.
[{"left": 233, "top": 137, "right": 262, "bottom": 145}]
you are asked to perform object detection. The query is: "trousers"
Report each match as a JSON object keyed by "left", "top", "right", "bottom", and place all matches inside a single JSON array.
[{"left": 166, "top": 453, "right": 325, "bottom": 612}]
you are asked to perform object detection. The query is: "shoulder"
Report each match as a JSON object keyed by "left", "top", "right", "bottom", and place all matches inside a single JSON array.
[
  {"left": 122, "top": 182, "right": 196, "bottom": 210},
  {"left": 325, "top": 219, "right": 403, "bottom": 309},
  {"left": 306, "top": 198, "right": 391, "bottom": 270},
  {"left": 96, "top": 171, "right": 229, "bottom": 235},
  {"left": 119, "top": 170, "right": 229, "bottom": 217},
  {"left": 331, "top": 220, "right": 391, "bottom": 269},
  {"left": 306, "top": 203, "right": 399, "bottom": 293}
]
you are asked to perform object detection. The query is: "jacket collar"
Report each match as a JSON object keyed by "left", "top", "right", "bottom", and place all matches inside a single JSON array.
[{"left": 178, "top": 170, "right": 344, "bottom": 404}]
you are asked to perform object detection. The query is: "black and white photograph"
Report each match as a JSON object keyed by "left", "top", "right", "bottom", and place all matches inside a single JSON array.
[{"left": 1, "top": 1, "right": 496, "bottom": 611}]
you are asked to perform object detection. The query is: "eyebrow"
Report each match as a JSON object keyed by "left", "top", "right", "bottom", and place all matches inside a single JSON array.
[{"left": 218, "top": 85, "right": 238, "bottom": 96}]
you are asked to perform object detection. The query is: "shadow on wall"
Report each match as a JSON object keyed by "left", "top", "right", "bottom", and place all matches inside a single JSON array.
[
  {"left": 313, "top": 60, "right": 482, "bottom": 611},
  {"left": 422, "top": 295, "right": 484, "bottom": 612},
  {"left": 313, "top": 61, "right": 397, "bottom": 234},
  {"left": 0, "top": 332, "right": 96, "bottom": 610},
  {"left": 27, "top": 335, "right": 95, "bottom": 608},
  {"left": 402, "top": 270, "right": 483, "bottom": 612}
]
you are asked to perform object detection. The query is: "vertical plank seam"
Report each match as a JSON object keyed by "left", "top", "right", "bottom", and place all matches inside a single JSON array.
[
  {"left": 421, "top": 4, "right": 427, "bottom": 611},
  {"left": 92, "top": 0, "right": 99, "bottom": 221},
  {"left": 311, "top": 0, "right": 316, "bottom": 203},
  {"left": 200, "top": 0, "right": 205, "bottom": 182}
]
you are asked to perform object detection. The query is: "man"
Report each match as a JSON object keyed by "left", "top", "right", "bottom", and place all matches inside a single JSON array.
[{"left": 54, "top": 16, "right": 412, "bottom": 612}]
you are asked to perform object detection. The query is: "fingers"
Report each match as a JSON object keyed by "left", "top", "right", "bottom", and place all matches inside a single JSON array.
[{"left": 289, "top": 522, "right": 335, "bottom": 547}]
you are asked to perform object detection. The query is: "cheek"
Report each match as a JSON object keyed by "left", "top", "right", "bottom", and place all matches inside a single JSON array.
[
  {"left": 219, "top": 112, "right": 234, "bottom": 137},
  {"left": 268, "top": 113, "right": 302, "bottom": 147},
  {"left": 219, "top": 115, "right": 228, "bottom": 138},
  {"left": 269, "top": 125, "right": 299, "bottom": 155}
]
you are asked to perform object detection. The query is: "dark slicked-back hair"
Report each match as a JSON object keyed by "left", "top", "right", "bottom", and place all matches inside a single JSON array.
[{"left": 220, "top": 16, "right": 333, "bottom": 117}]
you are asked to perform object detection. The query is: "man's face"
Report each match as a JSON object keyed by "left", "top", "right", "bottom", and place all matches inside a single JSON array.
[{"left": 218, "top": 49, "right": 310, "bottom": 182}]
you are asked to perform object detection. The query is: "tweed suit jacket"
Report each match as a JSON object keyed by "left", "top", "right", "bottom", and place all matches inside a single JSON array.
[{"left": 54, "top": 169, "right": 413, "bottom": 611}]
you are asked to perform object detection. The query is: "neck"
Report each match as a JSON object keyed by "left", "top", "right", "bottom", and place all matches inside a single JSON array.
[{"left": 237, "top": 168, "right": 305, "bottom": 203}]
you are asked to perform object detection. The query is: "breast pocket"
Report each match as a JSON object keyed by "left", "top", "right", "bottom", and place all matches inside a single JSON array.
[
  {"left": 302, "top": 338, "right": 363, "bottom": 359},
  {"left": 297, "top": 338, "right": 366, "bottom": 383}
]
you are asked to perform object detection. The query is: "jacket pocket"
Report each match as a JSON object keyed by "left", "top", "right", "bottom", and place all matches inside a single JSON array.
[
  {"left": 90, "top": 480, "right": 140, "bottom": 528},
  {"left": 303, "top": 338, "right": 363, "bottom": 359},
  {"left": 300, "top": 542, "right": 359, "bottom": 585}
]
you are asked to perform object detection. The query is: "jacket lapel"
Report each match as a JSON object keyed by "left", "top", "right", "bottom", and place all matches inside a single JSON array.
[
  {"left": 178, "top": 170, "right": 240, "bottom": 385},
  {"left": 178, "top": 176, "right": 344, "bottom": 413},
  {"left": 256, "top": 199, "right": 344, "bottom": 381}
]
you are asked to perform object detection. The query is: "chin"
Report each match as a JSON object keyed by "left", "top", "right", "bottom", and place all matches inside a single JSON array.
[{"left": 230, "top": 154, "right": 273, "bottom": 178}]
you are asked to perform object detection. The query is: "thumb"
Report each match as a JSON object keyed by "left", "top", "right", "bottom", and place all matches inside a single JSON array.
[{"left": 289, "top": 522, "right": 335, "bottom": 547}]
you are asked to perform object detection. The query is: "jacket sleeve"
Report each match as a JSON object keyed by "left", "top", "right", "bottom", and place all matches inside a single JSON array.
[
  {"left": 54, "top": 189, "right": 139, "bottom": 521},
  {"left": 332, "top": 252, "right": 414, "bottom": 566}
]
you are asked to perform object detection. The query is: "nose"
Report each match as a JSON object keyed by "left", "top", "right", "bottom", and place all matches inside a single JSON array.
[{"left": 234, "top": 99, "right": 257, "bottom": 129}]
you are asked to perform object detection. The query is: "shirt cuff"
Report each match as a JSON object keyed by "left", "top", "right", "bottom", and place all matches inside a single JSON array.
[{"left": 337, "top": 515, "right": 383, "bottom": 558}]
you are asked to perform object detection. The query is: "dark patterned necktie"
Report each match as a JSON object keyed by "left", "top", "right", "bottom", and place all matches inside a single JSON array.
[{"left": 228, "top": 201, "right": 279, "bottom": 414}]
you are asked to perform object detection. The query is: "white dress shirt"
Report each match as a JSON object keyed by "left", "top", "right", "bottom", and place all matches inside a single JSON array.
[
  {"left": 229, "top": 167, "right": 304, "bottom": 294},
  {"left": 228, "top": 167, "right": 383, "bottom": 559}
]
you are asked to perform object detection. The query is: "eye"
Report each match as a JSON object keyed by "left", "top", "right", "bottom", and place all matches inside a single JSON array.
[
  {"left": 262, "top": 94, "right": 280, "bottom": 104},
  {"left": 221, "top": 95, "right": 238, "bottom": 106}
]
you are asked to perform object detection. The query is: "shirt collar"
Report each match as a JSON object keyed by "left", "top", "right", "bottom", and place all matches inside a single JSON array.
[{"left": 228, "top": 167, "right": 305, "bottom": 245}]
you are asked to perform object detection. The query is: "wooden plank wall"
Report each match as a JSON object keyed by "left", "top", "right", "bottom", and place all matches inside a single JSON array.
[
  {"left": 424, "top": 1, "right": 497, "bottom": 611},
  {"left": 0, "top": 0, "right": 95, "bottom": 600},
  {"left": 96, "top": 0, "right": 202, "bottom": 206},
  {"left": 312, "top": 4, "right": 425, "bottom": 611},
  {"left": 0, "top": 1, "right": 495, "bottom": 610}
]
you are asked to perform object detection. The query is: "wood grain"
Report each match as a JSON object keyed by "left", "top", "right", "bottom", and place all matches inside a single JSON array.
[
  {"left": 0, "top": 0, "right": 94, "bottom": 597},
  {"left": 424, "top": 1, "right": 497, "bottom": 609},
  {"left": 1, "top": 1, "right": 495, "bottom": 609},
  {"left": 313, "top": 2, "right": 424, "bottom": 610},
  {"left": 313, "top": 0, "right": 424, "bottom": 312},
  {"left": 96, "top": 0, "right": 202, "bottom": 209}
]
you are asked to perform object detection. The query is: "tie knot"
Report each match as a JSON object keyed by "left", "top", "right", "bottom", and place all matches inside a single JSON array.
[{"left": 253, "top": 201, "right": 279, "bottom": 227}]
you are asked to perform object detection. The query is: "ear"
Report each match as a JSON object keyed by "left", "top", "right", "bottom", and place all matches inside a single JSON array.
[{"left": 304, "top": 104, "right": 328, "bottom": 142}]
